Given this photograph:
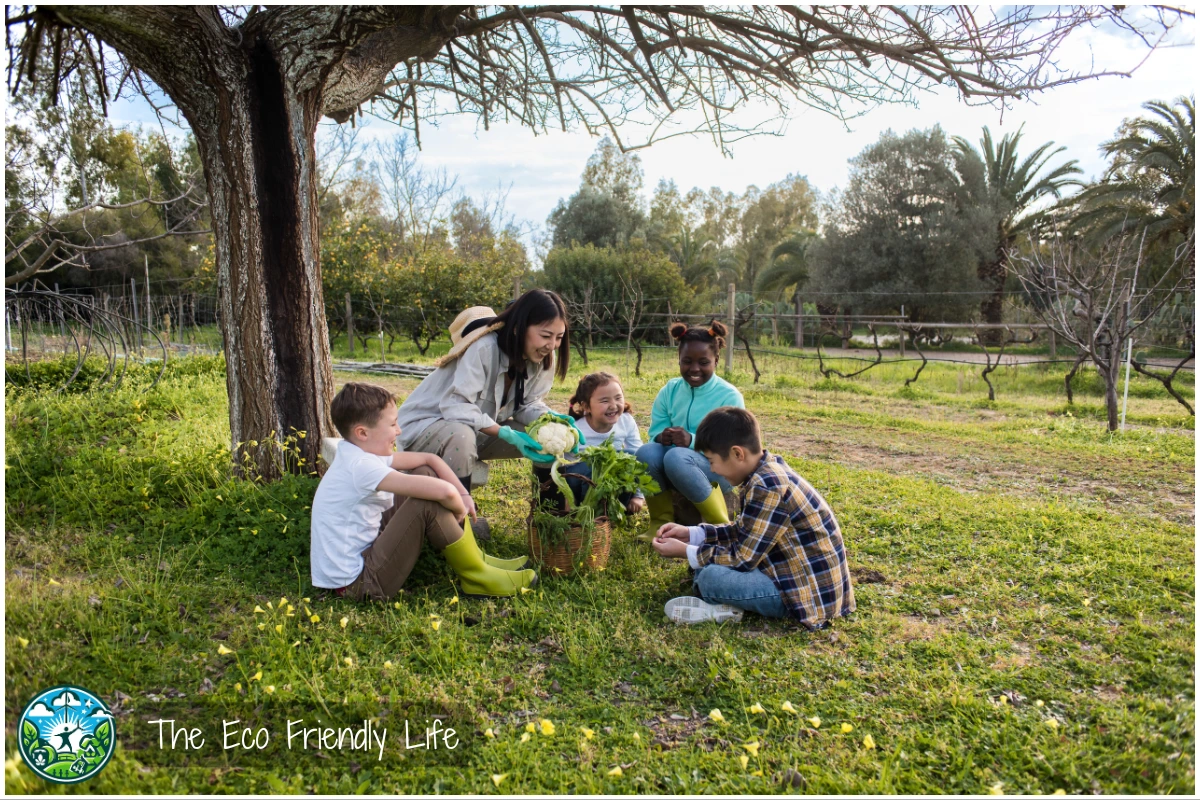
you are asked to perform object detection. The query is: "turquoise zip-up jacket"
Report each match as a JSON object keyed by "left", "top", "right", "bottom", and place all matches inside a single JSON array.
[{"left": 647, "top": 375, "right": 745, "bottom": 449}]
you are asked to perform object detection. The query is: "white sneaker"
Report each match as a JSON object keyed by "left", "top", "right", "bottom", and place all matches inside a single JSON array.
[{"left": 665, "top": 596, "right": 744, "bottom": 625}]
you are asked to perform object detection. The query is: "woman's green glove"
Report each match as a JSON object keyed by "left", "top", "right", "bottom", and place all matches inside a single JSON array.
[{"left": 497, "top": 426, "right": 556, "bottom": 465}]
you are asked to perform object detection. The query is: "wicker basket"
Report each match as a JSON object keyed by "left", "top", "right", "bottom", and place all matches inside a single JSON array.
[
  {"left": 526, "top": 471, "right": 612, "bottom": 577},
  {"left": 526, "top": 513, "right": 612, "bottom": 577}
]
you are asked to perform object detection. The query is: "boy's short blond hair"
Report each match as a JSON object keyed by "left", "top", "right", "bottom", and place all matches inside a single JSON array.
[{"left": 330, "top": 382, "right": 396, "bottom": 439}]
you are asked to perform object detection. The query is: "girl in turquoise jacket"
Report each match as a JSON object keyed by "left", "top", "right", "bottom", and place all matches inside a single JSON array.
[{"left": 637, "top": 321, "right": 744, "bottom": 527}]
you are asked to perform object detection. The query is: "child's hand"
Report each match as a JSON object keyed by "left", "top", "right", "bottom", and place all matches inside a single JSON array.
[
  {"left": 651, "top": 536, "right": 689, "bottom": 560},
  {"left": 656, "top": 523, "right": 690, "bottom": 542},
  {"left": 661, "top": 427, "right": 692, "bottom": 447},
  {"left": 626, "top": 496, "right": 646, "bottom": 515}
]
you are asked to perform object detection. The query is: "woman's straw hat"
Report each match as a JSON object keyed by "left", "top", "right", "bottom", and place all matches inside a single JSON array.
[{"left": 433, "top": 306, "right": 503, "bottom": 368}]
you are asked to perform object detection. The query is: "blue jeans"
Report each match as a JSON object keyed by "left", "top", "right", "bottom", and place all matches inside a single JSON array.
[
  {"left": 636, "top": 442, "right": 731, "bottom": 502},
  {"left": 694, "top": 564, "right": 787, "bottom": 618}
]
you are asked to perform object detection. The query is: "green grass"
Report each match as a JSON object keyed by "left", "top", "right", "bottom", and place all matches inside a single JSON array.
[{"left": 5, "top": 352, "right": 1195, "bottom": 795}]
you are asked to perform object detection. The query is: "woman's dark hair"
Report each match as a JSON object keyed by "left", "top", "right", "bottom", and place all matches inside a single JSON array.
[
  {"left": 567, "top": 371, "right": 634, "bottom": 420},
  {"left": 669, "top": 320, "right": 727, "bottom": 355},
  {"left": 482, "top": 289, "right": 570, "bottom": 408}
]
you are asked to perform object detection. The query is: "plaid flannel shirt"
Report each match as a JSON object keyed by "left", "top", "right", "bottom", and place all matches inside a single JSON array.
[{"left": 694, "top": 451, "right": 855, "bottom": 627}]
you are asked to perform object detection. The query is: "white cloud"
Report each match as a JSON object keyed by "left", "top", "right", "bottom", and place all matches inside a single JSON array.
[
  {"left": 26, "top": 702, "right": 55, "bottom": 718},
  {"left": 51, "top": 690, "right": 81, "bottom": 708}
]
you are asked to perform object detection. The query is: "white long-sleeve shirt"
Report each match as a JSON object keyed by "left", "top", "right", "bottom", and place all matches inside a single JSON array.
[{"left": 574, "top": 413, "right": 642, "bottom": 454}]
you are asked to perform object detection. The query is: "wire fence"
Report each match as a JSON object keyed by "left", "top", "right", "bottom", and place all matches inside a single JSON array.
[{"left": 6, "top": 284, "right": 1193, "bottom": 396}]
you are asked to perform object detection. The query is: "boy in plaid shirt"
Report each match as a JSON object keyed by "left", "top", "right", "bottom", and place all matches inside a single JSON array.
[{"left": 652, "top": 406, "right": 855, "bottom": 627}]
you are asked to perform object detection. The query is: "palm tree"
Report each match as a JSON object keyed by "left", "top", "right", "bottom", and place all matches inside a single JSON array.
[
  {"left": 1070, "top": 96, "right": 1194, "bottom": 247},
  {"left": 755, "top": 229, "right": 816, "bottom": 347},
  {"left": 953, "top": 127, "right": 1083, "bottom": 334},
  {"left": 667, "top": 226, "right": 719, "bottom": 287}
]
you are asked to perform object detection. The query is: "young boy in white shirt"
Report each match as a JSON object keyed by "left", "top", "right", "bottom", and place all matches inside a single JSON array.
[{"left": 311, "top": 382, "right": 537, "bottom": 600}]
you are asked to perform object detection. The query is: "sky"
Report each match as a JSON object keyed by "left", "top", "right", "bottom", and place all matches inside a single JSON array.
[{"left": 90, "top": 9, "right": 1197, "bottom": 259}]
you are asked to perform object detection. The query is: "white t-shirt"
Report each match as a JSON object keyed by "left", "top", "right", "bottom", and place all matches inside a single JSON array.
[
  {"left": 310, "top": 440, "right": 395, "bottom": 588},
  {"left": 574, "top": 413, "right": 643, "bottom": 454}
]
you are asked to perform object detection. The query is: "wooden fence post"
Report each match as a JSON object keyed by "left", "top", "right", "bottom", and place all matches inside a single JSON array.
[
  {"left": 726, "top": 282, "right": 736, "bottom": 376},
  {"left": 144, "top": 254, "right": 152, "bottom": 339}
]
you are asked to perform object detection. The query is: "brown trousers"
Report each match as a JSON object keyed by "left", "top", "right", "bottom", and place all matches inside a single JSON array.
[{"left": 341, "top": 466, "right": 463, "bottom": 601}]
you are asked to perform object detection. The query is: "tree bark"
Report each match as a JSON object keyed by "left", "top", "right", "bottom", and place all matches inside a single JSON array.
[
  {"left": 978, "top": 240, "right": 1008, "bottom": 345},
  {"left": 41, "top": 6, "right": 455, "bottom": 478}
]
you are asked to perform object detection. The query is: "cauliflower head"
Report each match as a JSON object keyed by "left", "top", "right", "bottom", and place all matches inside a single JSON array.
[{"left": 534, "top": 422, "right": 575, "bottom": 456}]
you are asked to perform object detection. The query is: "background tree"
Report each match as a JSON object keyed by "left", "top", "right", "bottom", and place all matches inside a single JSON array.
[
  {"left": 732, "top": 174, "right": 819, "bottom": 292},
  {"left": 1010, "top": 231, "right": 1195, "bottom": 430},
  {"left": 8, "top": 5, "right": 1180, "bottom": 478},
  {"left": 541, "top": 242, "right": 693, "bottom": 364},
  {"left": 549, "top": 137, "right": 647, "bottom": 249},
  {"left": 1069, "top": 96, "right": 1195, "bottom": 257},
  {"left": 810, "top": 127, "right": 995, "bottom": 322},
  {"left": 756, "top": 229, "right": 817, "bottom": 347},
  {"left": 953, "top": 126, "right": 1083, "bottom": 339},
  {"left": 5, "top": 86, "right": 208, "bottom": 288}
]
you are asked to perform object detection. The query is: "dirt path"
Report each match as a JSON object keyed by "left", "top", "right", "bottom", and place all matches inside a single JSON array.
[{"left": 763, "top": 417, "right": 1194, "bottom": 526}]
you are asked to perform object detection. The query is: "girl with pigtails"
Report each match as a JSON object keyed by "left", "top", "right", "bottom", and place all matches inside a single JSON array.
[{"left": 636, "top": 321, "right": 745, "bottom": 528}]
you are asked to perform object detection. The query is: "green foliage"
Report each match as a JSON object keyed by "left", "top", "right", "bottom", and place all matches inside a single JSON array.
[
  {"left": 575, "top": 436, "right": 659, "bottom": 528},
  {"left": 811, "top": 127, "right": 995, "bottom": 321},
  {"left": 548, "top": 137, "right": 647, "bottom": 249},
  {"left": 541, "top": 243, "right": 694, "bottom": 341}
]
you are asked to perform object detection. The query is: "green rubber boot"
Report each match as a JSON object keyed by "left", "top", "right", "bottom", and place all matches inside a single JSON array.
[
  {"left": 694, "top": 485, "right": 731, "bottom": 525},
  {"left": 645, "top": 492, "right": 675, "bottom": 530},
  {"left": 483, "top": 552, "right": 532, "bottom": 571},
  {"left": 443, "top": 519, "right": 538, "bottom": 597}
]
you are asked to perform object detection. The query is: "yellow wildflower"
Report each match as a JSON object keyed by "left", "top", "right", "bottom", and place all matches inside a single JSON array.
[
  {"left": 273, "top": 624, "right": 282, "bottom": 633},
  {"left": 989, "top": 782, "right": 1004, "bottom": 795},
  {"left": 539, "top": 719, "right": 556, "bottom": 736},
  {"left": 632, "top": 731, "right": 640, "bottom": 742},
  {"left": 742, "top": 742, "right": 760, "bottom": 757},
  {"left": 344, "top": 657, "right": 353, "bottom": 667},
  {"left": 250, "top": 670, "right": 262, "bottom": 682},
  {"left": 1051, "top": 790, "right": 1066, "bottom": 796},
  {"left": 841, "top": 723, "right": 854, "bottom": 734},
  {"left": 520, "top": 587, "right": 532, "bottom": 594},
  {"left": 708, "top": 708, "right": 726, "bottom": 723},
  {"left": 1082, "top": 598, "right": 1091, "bottom": 607},
  {"left": 310, "top": 614, "right": 320, "bottom": 623},
  {"left": 264, "top": 685, "right": 275, "bottom": 695},
  {"left": 580, "top": 727, "right": 595, "bottom": 740},
  {"left": 47, "top": 578, "right": 62, "bottom": 586},
  {"left": 257, "top": 623, "right": 265, "bottom": 630},
  {"left": 217, "top": 644, "right": 234, "bottom": 655},
  {"left": 1035, "top": 700, "right": 1045, "bottom": 708},
  {"left": 431, "top": 620, "right": 441, "bottom": 631},
  {"left": 780, "top": 701, "right": 798, "bottom": 715},
  {"left": 739, "top": 755, "right": 750, "bottom": 769},
  {"left": 520, "top": 732, "right": 531, "bottom": 743},
  {"left": 394, "top": 603, "right": 401, "bottom": 610},
  {"left": 863, "top": 734, "right": 876, "bottom": 750},
  {"left": 491, "top": 774, "right": 507, "bottom": 787},
  {"left": 525, "top": 722, "right": 536, "bottom": 734},
  {"left": 234, "top": 682, "right": 242, "bottom": 692},
  {"left": 292, "top": 641, "right": 301, "bottom": 648},
  {"left": 747, "top": 702, "right": 766, "bottom": 715},
  {"left": 267, "top": 601, "right": 273, "bottom": 610},
  {"left": 384, "top": 660, "right": 394, "bottom": 669},
  {"left": 1045, "top": 719, "right": 1060, "bottom": 730},
  {"left": 807, "top": 716, "right": 821, "bottom": 728},
  {"left": 449, "top": 597, "right": 459, "bottom": 605},
  {"left": 607, "top": 766, "right": 623, "bottom": 777},
  {"left": 15, "top": 636, "right": 29, "bottom": 648},
  {"left": 484, "top": 728, "right": 495, "bottom": 739},
  {"left": 340, "top": 616, "right": 349, "bottom": 629}
]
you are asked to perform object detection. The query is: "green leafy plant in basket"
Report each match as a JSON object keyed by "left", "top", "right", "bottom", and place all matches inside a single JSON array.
[{"left": 526, "top": 415, "right": 659, "bottom": 573}]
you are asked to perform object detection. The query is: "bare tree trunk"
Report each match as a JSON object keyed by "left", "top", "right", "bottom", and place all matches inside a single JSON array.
[
  {"left": 191, "top": 38, "right": 335, "bottom": 477},
  {"left": 979, "top": 244, "right": 1007, "bottom": 345}
]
